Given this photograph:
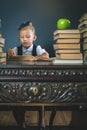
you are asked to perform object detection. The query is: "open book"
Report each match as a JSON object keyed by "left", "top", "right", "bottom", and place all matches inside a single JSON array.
[
  {"left": 7, "top": 55, "right": 50, "bottom": 61},
  {"left": 7, "top": 56, "right": 52, "bottom": 65}
]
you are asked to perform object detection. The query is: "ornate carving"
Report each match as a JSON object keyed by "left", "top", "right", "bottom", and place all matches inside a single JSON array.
[{"left": 0, "top": 82, "right": 87, "bottom": 103}]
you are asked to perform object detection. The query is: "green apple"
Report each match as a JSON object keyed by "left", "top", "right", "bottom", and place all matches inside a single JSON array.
[{"left": 57, "top": 18, "right": 71, "bottom": 29}]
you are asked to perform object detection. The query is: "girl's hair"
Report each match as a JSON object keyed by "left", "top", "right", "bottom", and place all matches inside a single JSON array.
[{"left": 18, "top": 21, "right": 35, "bottom": 34}]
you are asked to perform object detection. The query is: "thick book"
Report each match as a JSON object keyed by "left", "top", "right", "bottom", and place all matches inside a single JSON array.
[
  {"left": 0, "top": 52, "right": 6, "bottom": 57},
  {"left": 83, "top": 52, "right": 87, "bottom": 59},
  {"left": 55, "top": 49, "right": 81, "bottom": 54},
  {"left": 0, "top": 47, "right": 3, "bottom": 52},
  {"left": 78, "top": 25, "right": 87, "bottom": 31},
  {"left": 0, "top": 43, "right": 5, "bottom": 48},
  {"left": 78, "top": 27, "right": 87, "bottom": 33},
  {"left": 53, "top": 43, "right": 81, "bottom": 50},
  {"left": 0, "top": 57, "right": 6, "bottom": 62},
  {"left": 0, "top": 37, "right": 5, "bottom": 44},
  {"left": 78, "top": 20, "right": 87, "bottom": 28},
  {"left": 83, "top": 43, "right": 87, "bottom": 50},
  {"left": 56, "top": 38, "right": 80, "bottom": 43},
  {"left": 53, "top": 29, "right": 80, "bottom": 36},
  {"left": 0, "top": 61, "right": 6, "bottom": 64},
  {"left": 83, "top": 32, "right": 87, "bottom": 38},
  {"left": 56, "top": 53, "right": 83, "bottom": 60},
  {"left": 52, "top": 59, "right": 83, "bottom": 65},
  {"left": 83, "top": 38, "right": 87, "bottom": 43},
  {"left": 53, "top": 33, "right": 81, "bottom": 40}
]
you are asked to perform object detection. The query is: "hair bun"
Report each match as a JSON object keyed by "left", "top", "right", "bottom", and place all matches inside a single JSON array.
[{"left": 18, "top": 21, "right": 32, "bottom": 30}]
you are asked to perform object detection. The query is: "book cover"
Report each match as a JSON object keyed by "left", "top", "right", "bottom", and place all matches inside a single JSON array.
[
  {"left": 78, "top": 27, "right": 87, "bottom": 33},
  {"left": 0, "top": 43, "right": 5, "bottom": 48},
  {"left": 0, "top": 47, "right": 3, "bottom": 52},
  {"left": 52, "top": 59, "right": 83, "bottom": 65},
  {"left": 53, "top": 33, "right": 81, "bottom": 40},
  {"left": 56, "top": 53, "right": 83, "bottom": 60},
  {"left": 0, "top": 52, "right": 6, "bottom": 57},
  {"left": 83, "top": 43, "right": 87, "bottom": 50},
  {"left": 83, "top": 51, "right": 87, "bottom": 58},
  {"left": 0, "top": 61, "right": 6, "bottom": 64},
  {"left": 83, "top": 38, "right": 87, "bottom": 43},
  {"left": 78, "top": 25, "right": 87, "bottom": 30},
  {"left": 53, "top": 43, "right": 81, "bottom": 50},
  {"left": 83, "top": 32, "right": 87, "bottom": 38},
  {"left": 56, "top": 38, "right": 80, "bottom": 43},
  {"left": 78, "top": 20, "right": 87, "bottom": 28},
  {"left": 53, "top": 29, "right": 80, "bottom": 36},
  {"left": 0, "top": 57, "right": 6, "bottom": 62},
  {"left": 55, "top": 49, "right": 81, "bottom": 54},
  {"left": 0, "top": 37, "right": 5, "bottom": 44}
]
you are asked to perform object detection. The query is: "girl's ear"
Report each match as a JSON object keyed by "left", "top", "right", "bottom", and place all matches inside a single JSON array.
[{"left": 33, "top": 35, "right": 37, "bottom": 41}]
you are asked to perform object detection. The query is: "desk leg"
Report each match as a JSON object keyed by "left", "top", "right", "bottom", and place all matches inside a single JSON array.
[
  {"left": 12, "top": 108, "right": 25, "bottom": 128},
  {"left": 38, "top": 106, "right": 45, "bottom": 130},
  {"left": 49, "top": 108, "right": 56, "bottom": 130}
]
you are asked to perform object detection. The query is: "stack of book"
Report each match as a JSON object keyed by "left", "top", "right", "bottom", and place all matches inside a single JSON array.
[
  {"left": 0, "top": 34, "right": 6, "bottom": 64},
  {"left": 53, "top": 29, "right": 83, "bottom": 64},
  {"left": 78, "top": 13, "right": 87, "bottom": 61}
]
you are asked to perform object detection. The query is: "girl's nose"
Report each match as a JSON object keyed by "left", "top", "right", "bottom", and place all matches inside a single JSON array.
[{"left": 23, "top": 37, "right": 27, "bottom": 40}]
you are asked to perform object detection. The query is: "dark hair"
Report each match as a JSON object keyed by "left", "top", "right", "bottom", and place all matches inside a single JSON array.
[
  {"left": 18, "top": 21, "right": 35, "bottom": 34},
  {"left": 18, "top": 21, "right": 31, "bottom": 30}
]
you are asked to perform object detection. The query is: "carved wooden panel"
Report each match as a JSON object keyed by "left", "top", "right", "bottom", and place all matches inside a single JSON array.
[{"left": 0, "top": 82, "right": 87, "bottom": 103}]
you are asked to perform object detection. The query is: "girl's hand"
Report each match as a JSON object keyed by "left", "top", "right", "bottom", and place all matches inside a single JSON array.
[{"left": 7, "top": 49, "right": 16, "bottom": 58}]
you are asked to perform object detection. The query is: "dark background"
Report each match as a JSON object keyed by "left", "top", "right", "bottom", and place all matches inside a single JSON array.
[{"left": 0, "top": 0, "right": 87, "bottom": 57}]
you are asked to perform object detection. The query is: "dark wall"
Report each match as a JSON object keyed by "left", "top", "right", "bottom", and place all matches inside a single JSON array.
[{"left": 0, "top": 0, "right": 87, "bottom": 57}]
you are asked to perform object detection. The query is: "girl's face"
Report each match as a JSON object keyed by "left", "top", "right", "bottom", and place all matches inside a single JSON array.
[{"left": 19, "top": 28, "right": 36, "bottom": 48}]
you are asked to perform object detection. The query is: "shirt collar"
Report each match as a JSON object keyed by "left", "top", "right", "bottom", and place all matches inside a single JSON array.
[{"left": 22, "top": 44, "right": 33, "bottom": 53}]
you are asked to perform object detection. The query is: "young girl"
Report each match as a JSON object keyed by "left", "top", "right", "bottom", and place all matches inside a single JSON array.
[{"left": 7, "top": 21, "right": 49, "bottom": 60}]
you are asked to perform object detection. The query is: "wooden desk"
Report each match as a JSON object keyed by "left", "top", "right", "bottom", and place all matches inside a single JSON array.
[{"left": 0, "top": 61, "right": 87, "bottom": 129}]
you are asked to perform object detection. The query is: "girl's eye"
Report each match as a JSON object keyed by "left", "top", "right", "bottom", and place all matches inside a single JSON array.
[
  {"left": 26, "top": 36, "right": 31, "bottom": 38},
  {"left": 20, "top": 36, "right": 31, "bottom": 38}
]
